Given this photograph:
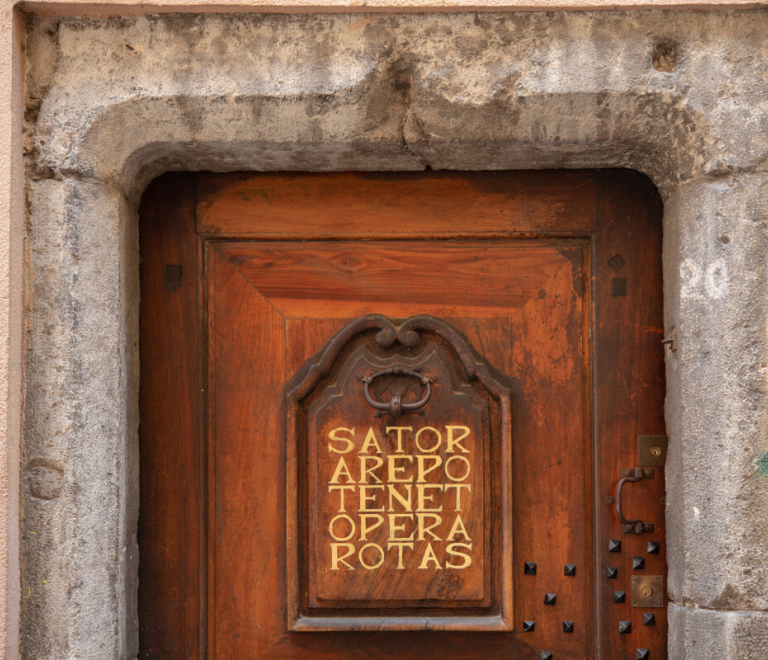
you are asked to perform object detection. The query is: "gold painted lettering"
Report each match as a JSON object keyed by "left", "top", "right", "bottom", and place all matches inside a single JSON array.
[
  {"left": 329, "top": 456, "right": 355, "bottom": 484},
  {"left": 328, "top": 484, "right": 355, "bottom": 512},
  {"left": 446, "top": 426, "right": 471, "bottom": 454},
  {"left": 418, "top": 542, "right": 442, "bottom": 569},
  {"left": 330, "top": 543, "right": 356, "bottom": 570},
  {"left": 387, "top": 484, "right": 413, "bottom": 512},
  {"left": 387, "top": 542, "right": 414, "bottom": 570},
  {"left": 358, "top": 543, "right": 386, "bottom": 570},
  {"left": 417, "top": 484, "right": 444, "bottom": 512},
  {"left": 359, "top": 513, "right": 385, "bottom": 541},
  {"left": 415, "top": 426, "right": 441, "bottom": 453},
  {"left": 445, "top": 542, "right": 473, "bottom": 569},
  {"left": 444, "top": 455, "right": 471, "bottom": 482},
  {"left": 359, "top": 427, "right": 383, "bottom": 454},
  {"left": 445, "top": 513, "right": 472, "bottom": 542},
  {"left": 416, "top": 513, "right": 443, "bottom": 541},
  {"left": 444, "top": 484, "right": 472, "bottom": 511},
  {"left": 388, "top": 513, "right": 414, "bottom": 541},
  {"left": 359, "top": 484, "right": 385, "bottom": 512},
  {"left": 387, "top": 455, "right": 414, "bottom": 482},
  {"left": 358, "top": 455, "right": 384, "bottom": 484},
  {"left": 416, "top": 455, "right": 443, "bottom": 483},
  {"left": 328, "top": 514, "right": 356, "bottom": 541},
  {"left": 328, "top": 427, "right": 355, "bottom": 454},
  {"left": 385, "top": 426, "right": 413, "bottom": 454}
]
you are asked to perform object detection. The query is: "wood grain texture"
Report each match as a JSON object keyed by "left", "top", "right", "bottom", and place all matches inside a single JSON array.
[
  {"left": 207, "top": 249, "right": 287, "bottom": 658},
  {"left": 211, "top": 240, "right": 583, "bottom": 653},
  {"left": 593, "top": 171, "right": 667, "bottom": 659},
  {"left": 211, "top": 241, "right": 572, "bottom": 318},
  {"left": 196, "top": 171, "right": 600, "bottom": 238},
  {"left": 138, "top": 174, "right": 204, "bottom": 659},
  {"left": 138, "top": 170, "right": 666, "bottom": 660}
]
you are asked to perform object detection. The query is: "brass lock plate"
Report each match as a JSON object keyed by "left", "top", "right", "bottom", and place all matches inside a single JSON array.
[
  {"left": 631, "top": 575, "right": 664, "bottom": 608},
  {"left": 638, "top": 435, "right": 668, "bottom": 467}
]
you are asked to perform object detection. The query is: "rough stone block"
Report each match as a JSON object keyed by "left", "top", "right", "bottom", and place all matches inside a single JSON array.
[
  {"left": 669, "top": 604, "right": 768, "bottom": 660},
  {"left": 24, "top": 180, "right": 139, "bottom": 660},
  {"left": 664, "top": 174, "right": 768, "bottom": 611},
  {"left": 26, "top": 13, "right": 768, "bottom": 201}
]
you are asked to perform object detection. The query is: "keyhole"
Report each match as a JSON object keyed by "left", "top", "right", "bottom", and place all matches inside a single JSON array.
[
  {"left": 650, "top": 446, "right": 662, "bottom": 456},
  {"left": 641, "top": 586, "right": 654, "bottom": 598}
]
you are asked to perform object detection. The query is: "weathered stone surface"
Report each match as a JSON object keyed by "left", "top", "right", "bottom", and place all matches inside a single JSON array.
[
  {"left": 24, "top": 180, "right": 138, "bottom": 660},
  {"left": 669, "top": 604, "right": 768, "bottom": 660},
  {"left": 22, "top": 9, "right": 768, "bottom": 660},
  {"left": 664, "top": 174, "right": 768, "bottom": 612},
  {"left": 25, "top": 12, "right": 768, "bottom": 200},
  {"left": 24, "top": 459, "right": 64, "bottom": 501}
]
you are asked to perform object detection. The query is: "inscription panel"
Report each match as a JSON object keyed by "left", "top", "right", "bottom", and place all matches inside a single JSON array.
[
  {"left": 310, "top": 348, "right": 486, "bottom": 605},
  {"left": 287, "top": 315, "right": 512, "bottom": 630}
]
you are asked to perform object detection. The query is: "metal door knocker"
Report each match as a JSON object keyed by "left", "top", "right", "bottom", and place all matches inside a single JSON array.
[{"left": 362, "top": 367, "right": 432, "bottom": 417}]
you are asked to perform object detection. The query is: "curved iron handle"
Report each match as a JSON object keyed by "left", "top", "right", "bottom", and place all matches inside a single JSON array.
[
  {"left": 615, "top": 468, "right": 655, "bottom": 534},
  {"left": 362, "top": 367, "right": 432, "bottom": 417}
]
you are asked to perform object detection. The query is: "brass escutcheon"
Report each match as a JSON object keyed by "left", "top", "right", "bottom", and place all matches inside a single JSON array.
[{"left": 631, "top": 575, "right": 664, "bottom": 608}]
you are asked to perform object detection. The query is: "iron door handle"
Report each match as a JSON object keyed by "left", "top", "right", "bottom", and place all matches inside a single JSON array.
[
  {"left": 362, "top": 367, "right": 432, "bottom": 417},
  {"left": 616, "top": 467, "right": 655, "bottom": 534}
]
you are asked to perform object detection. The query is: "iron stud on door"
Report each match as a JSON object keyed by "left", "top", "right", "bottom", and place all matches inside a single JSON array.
[{"left": 618, "top": 621, "right": 632, "bottom": 634}]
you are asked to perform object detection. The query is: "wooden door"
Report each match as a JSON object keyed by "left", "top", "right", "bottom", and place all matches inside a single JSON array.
[{"left": 138, "top": 171, "right": 666, "bottom": 660}]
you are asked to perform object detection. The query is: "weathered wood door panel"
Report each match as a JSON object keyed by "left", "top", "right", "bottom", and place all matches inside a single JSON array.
[{"left": 138, "top": 171, "right": 666, "bottom": 659}]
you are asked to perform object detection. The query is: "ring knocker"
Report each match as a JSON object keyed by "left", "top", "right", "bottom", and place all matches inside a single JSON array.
[{"left": 362, "top": 367, "right": 432, "bottom": 417}]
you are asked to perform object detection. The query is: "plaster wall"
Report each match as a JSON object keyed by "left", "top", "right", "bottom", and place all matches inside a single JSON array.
[{"left": 16, "top": 7, "right": 768, "bottom": 660}]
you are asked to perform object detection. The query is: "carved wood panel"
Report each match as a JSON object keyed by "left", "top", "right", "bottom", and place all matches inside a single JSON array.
[{"left": 287, "top": 315, "right": 512, "bottom": 630}]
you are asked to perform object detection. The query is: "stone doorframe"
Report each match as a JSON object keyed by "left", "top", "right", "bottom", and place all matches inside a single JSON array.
[{"left": 21, "top": 10, "right": 768, "bottom": 659}]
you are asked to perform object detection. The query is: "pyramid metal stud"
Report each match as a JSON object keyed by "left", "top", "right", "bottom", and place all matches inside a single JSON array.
[
  {"left": 647, "top": 541, "right": 660, "bottom": 555},
  {"left": 539, "top": 652, "right": 553, "bottom": 660},
  {"left": 608, "top": 539, "right": 622, "bottom": 553},
  {"left": 613, "top": 590, "right": 626, "bottom": 603},
  {"left": 523, "top": 621, "right": 536, "bottom": 633},
  {"left": 524, "top": 562, "right": 537, "bottom": 575},
  {"left": 544, "top": 593, "right": 557, "bottom": 606},
  {"left": 608, "top": 254, "right": 626, "bottom": 272},
  {"left": 643, "top": 613, "right": 656, "bottom": 626},
  {"left": 606, "top": 566, "right": 618, "bottom": 579},
  {"left": 637, "top": 649, "right": 650, "bottom": 660},
  {"left": 618, "top": 621, "right": 632, "bottom": 634},
  {"left": 564, "top": 564, "right": 576, "bottom": 576},
  {"left": 563, "top": 620, "right": 574, "bottom": 633},
  {"left": 632, "top": 557, "right": 645, "bottom": 570}
]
